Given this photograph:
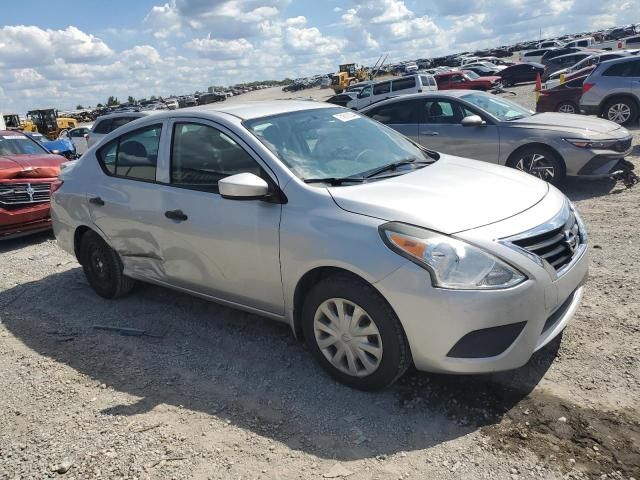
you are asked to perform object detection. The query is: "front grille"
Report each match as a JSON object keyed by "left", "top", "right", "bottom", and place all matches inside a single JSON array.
[
  {"left": 0, "top": 182, "right": 52, "bottom": 206},
  {"left": 613, "top": 138, "right": 632, "bottom": 153},
  {"left": 511, "top": 210, "right": 581, "bottom": 272}
]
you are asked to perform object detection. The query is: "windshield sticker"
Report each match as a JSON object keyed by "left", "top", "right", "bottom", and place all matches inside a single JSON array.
[
  {"left": 332, "top": 112, "right": 360, "bottom": 122},
  {"left": 1, "top": 135, "right": 27, "bottom": 140}
]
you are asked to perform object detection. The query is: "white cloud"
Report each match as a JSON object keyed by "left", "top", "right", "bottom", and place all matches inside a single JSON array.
[
  {"left": 0, "top": 25, "right": 113, "bottom": 68},
  {"left": 2, "top": 0, "right": 640, "bottom": 114}
]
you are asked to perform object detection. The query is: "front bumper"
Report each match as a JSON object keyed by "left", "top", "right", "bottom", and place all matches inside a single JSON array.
[
  {"left": 0, "top": 203, "right": 52, "bottom": 239},
  {"left": 374, "top": 193, "right": 589, "bottom": 374},
  {"left": 560, "top": 142, "right": 633, "bottom": 177}
]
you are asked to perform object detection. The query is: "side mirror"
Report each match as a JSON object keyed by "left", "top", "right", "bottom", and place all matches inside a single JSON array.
[
  {"left": 461, "top": 115, "right": 486, "bottom": 127},
  {"left": 219, "top": 172, "right": 269, "bottom": 200}
]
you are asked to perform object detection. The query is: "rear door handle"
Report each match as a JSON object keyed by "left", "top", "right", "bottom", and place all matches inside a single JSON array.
[
  {"left": 89, "top": 196, "right": 104, "bottom": 206},
  {"left": 422, "top": 131, "right": 439, "bottom": 136},
  {"left": 165, "top": 209, "right": 188, "bottom": 221}
]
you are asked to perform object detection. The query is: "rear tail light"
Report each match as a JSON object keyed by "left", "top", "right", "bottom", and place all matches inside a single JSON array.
[
  {"left": 583, "top": 83, "right": 595, "bottom": 93},
  {"left": 50, "top": 179, "right": 64, "bottom": 194},
  {"left": 618, "top": 42, "right": 622, "bottom": 48}
]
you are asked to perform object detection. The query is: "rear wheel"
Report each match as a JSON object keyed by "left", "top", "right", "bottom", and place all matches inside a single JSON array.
[
  {"left": 301, "top": 274, "right": 411, "bottom": 390},
  {"left": 555, "top": 101, "right": 578, "bottom": 114},
  {"left": 602, "top": 98, "right": 638, "bottom": 125},
  {"left": 79, "top": 231, "right": 135, "bottom": 299},
  {"left": 507, "top": 146, "right": 565, "bottom": 186}
]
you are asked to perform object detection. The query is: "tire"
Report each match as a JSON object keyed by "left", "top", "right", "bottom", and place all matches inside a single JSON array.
[
  {"left": 301, "top": 274, "right": 411, "bottom": 390},
  {"left": 79, "top": 230, "right": 135, "bottom": 299},
  {"left": 507, "top": 146, "right": 566, "bottom": 186},
  {"left": 602, "top": 97, "right": 638, "bottom": 126},
  {"left": 555, "top": 101, "right": 578, "bottom": 114}
]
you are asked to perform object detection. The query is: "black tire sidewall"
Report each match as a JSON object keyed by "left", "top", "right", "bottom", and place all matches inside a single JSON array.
[
  {"left": 301, "top": 275, "right": 409, "bottom": 390},
  {"left": 79, "top": 232, "right": 120, "bottom": 299}
]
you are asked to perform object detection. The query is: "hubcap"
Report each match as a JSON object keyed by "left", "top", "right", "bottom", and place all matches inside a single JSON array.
[
  {"left": 90, "top": 250, "right": 107, "bottom": 279},
  {"left": 558, "top": 103, "right": 575, "bottom": 113},
  {"left": 607, "top": 103, "right": 631, "bottom": 124},
  {"left": 313, "top": 298, "right": 383, "bottom": 377},
  {"left": 515, "top": 153, "right": 555, "bottom": 181}
]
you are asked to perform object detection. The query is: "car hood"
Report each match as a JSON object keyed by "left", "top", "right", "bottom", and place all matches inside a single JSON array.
[
  {"left": 0, "top": 154, "right": 66, "bottom": 179},
  {"left": 508, "top": 112, "right": 625, "bottom": 136},
  {"left": 328, "top": 155, "right": 548, "bottom": 234}
]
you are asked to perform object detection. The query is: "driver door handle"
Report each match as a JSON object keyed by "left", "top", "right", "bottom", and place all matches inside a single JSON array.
[
  {"left": 422, "top": 131, "right": 439, "bottom": 136},
  {"left": 89, "top": 196, "right": 104, "bottom": 206},
  {"left": 165, "top": 209, "right": 188, "bottom": 221}
]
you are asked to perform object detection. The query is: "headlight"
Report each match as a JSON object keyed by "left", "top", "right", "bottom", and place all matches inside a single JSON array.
[
  {"left": 380, "top": 223, "right": 526, "bottom": 290},
  {"left": 564, "top": 138, "right": 619, "bottom": 149}
]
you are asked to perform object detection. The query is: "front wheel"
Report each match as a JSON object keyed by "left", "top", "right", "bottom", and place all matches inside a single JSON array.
[
  {"left": 301, "top": 274, "right": 411, "bottom": 390},
  {"left": 602, "top": 98, "right": 638, "bottom": 125},
  {"left": 79, "top": 231, "right": 135, "bottom": 299},
  {"left": 507, "top": 146, "right": 565, "bottom": 186}
]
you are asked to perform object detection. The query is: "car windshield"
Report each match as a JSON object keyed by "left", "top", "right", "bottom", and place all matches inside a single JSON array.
[
  {"left": 461, "top": 93, "right": 533, "bottom": 121},
  {"left": 0, "top": 134, "right": 49, "bottom": 155},
  {"left": 464, "top": 71, "right": 480, "bottom": 80},
  {"left": 244, "top": 108, "right": 435, "bottom": 182}
]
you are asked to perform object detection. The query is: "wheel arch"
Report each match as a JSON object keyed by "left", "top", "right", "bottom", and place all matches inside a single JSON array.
[
  {"left": 73, "top": 225, "right": 111, "bottom": 264},
  {"left": 598, "top": 93, "right": 640, "bottom": 116},
  {"left": 506, "top": 142, "right": 566, "bottom": 175},
  {"left": 292, "top": 266, "right": 377, "bottom": 340}
]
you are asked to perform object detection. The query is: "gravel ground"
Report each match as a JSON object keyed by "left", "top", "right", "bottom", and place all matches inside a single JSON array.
[{"left": 1, "top": 84, "right": 639, "bottom": 480}]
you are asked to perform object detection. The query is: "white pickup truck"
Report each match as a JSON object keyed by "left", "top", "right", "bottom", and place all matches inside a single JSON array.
[{"left": 563, "top": 35, "right": 640, "bottom": 50}]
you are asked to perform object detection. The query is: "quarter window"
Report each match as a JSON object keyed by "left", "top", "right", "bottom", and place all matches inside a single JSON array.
[
  {"left": 97, "top": 124, "right": 162, "bottom": 181},
  {"left": 92, "top": 119, "right": 112, "bottom": 134},
  {"left": 170, "top": 122, "right": 262, "bottom": 192}
]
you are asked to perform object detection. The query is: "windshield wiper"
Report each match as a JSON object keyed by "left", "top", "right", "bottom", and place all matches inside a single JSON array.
[
  {"left": 363, "top": 158, "right": 431, "bottom": 179},
  {"left": 304, "top": 176, "right": 366, "bottom": 186}
]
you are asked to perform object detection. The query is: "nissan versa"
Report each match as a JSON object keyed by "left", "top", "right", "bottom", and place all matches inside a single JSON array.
[{"left": 51, "top": 101, "right": 589, "bottom": 390}]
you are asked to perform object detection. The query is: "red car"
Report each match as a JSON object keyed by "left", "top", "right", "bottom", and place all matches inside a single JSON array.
[
  {"left": 0, "top": 130, "right": 66, "bottom": 239},
  {"left": 536, "top": 76, "right": 587, "bottom": 114},
  {"left": 434, "top": 70, "right": 501, "bottom": 91}
]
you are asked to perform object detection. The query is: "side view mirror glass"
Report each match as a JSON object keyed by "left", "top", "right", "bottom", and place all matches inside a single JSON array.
[
  {"left": 461, "top": 115, "right": 486, "bottom": 127},
  {"left": 219, "top": 172, "right": 269, "bottom": 200}
]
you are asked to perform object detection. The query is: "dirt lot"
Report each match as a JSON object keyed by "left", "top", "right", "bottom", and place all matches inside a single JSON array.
[{"left": 1, "top": 85, "right": 639, "bottom": 480}]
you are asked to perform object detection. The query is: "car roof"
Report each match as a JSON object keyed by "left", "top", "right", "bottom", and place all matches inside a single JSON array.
[
  {"left": 0, "top": 130, "right": 27, "bottom": 136},
  {"left": 359, "top": 90, "right": 483, "bottom": 110},
  {"left": 95, "top": 111, "right": 155, "bottom": 121},
  {"left": 181, "top": 100, "right": 333, "bottom": 120}
]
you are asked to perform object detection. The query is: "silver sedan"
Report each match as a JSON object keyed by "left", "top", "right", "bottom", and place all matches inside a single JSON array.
[
  {"left": 360, "top": 90, "right": 633, "bottom": 185},
  {"left": 51, "top": 101, "right": 588, "bottom": 390}
]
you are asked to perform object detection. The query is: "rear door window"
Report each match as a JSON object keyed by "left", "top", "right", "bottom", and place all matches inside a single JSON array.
[
  {"left": 372, "top": 82, "right": 391, "bottom": 95},
  {"left": 110, "top": 117, "right": 136, "bottom": 132},
  {"left": 93, "top": 119, "right": 112, "bottom": 134},
  {"left": 391, "top": 76, "right": 416, "bottom": 92},
  {"left": 97, "top": 124, "right": 162, "bottom": 181},
  {"left": 603, "top": 61, "right": 634, "bottom": 77},
  {"left": 366, "top": 100, "right": 421, "bottom": 124}
]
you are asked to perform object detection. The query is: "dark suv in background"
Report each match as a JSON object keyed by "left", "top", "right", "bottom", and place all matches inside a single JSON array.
[{"left": 580, "top": 56, "right": 640, "bottom": 125}]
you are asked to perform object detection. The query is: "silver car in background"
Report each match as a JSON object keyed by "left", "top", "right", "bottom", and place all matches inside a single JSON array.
[
  {"left": 51, "top": 101, "right": 588, "bottom": 390},
  {"left": 361, "top": 90, "right": 633, "bottom": 184},
  {"left": 580, "top": 55, "right": 640, "bottom": 125}
]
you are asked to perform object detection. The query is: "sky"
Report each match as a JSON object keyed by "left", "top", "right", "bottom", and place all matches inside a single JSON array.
[{"left": 1, "top": 0, "right": 638, "bottom": 114}]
